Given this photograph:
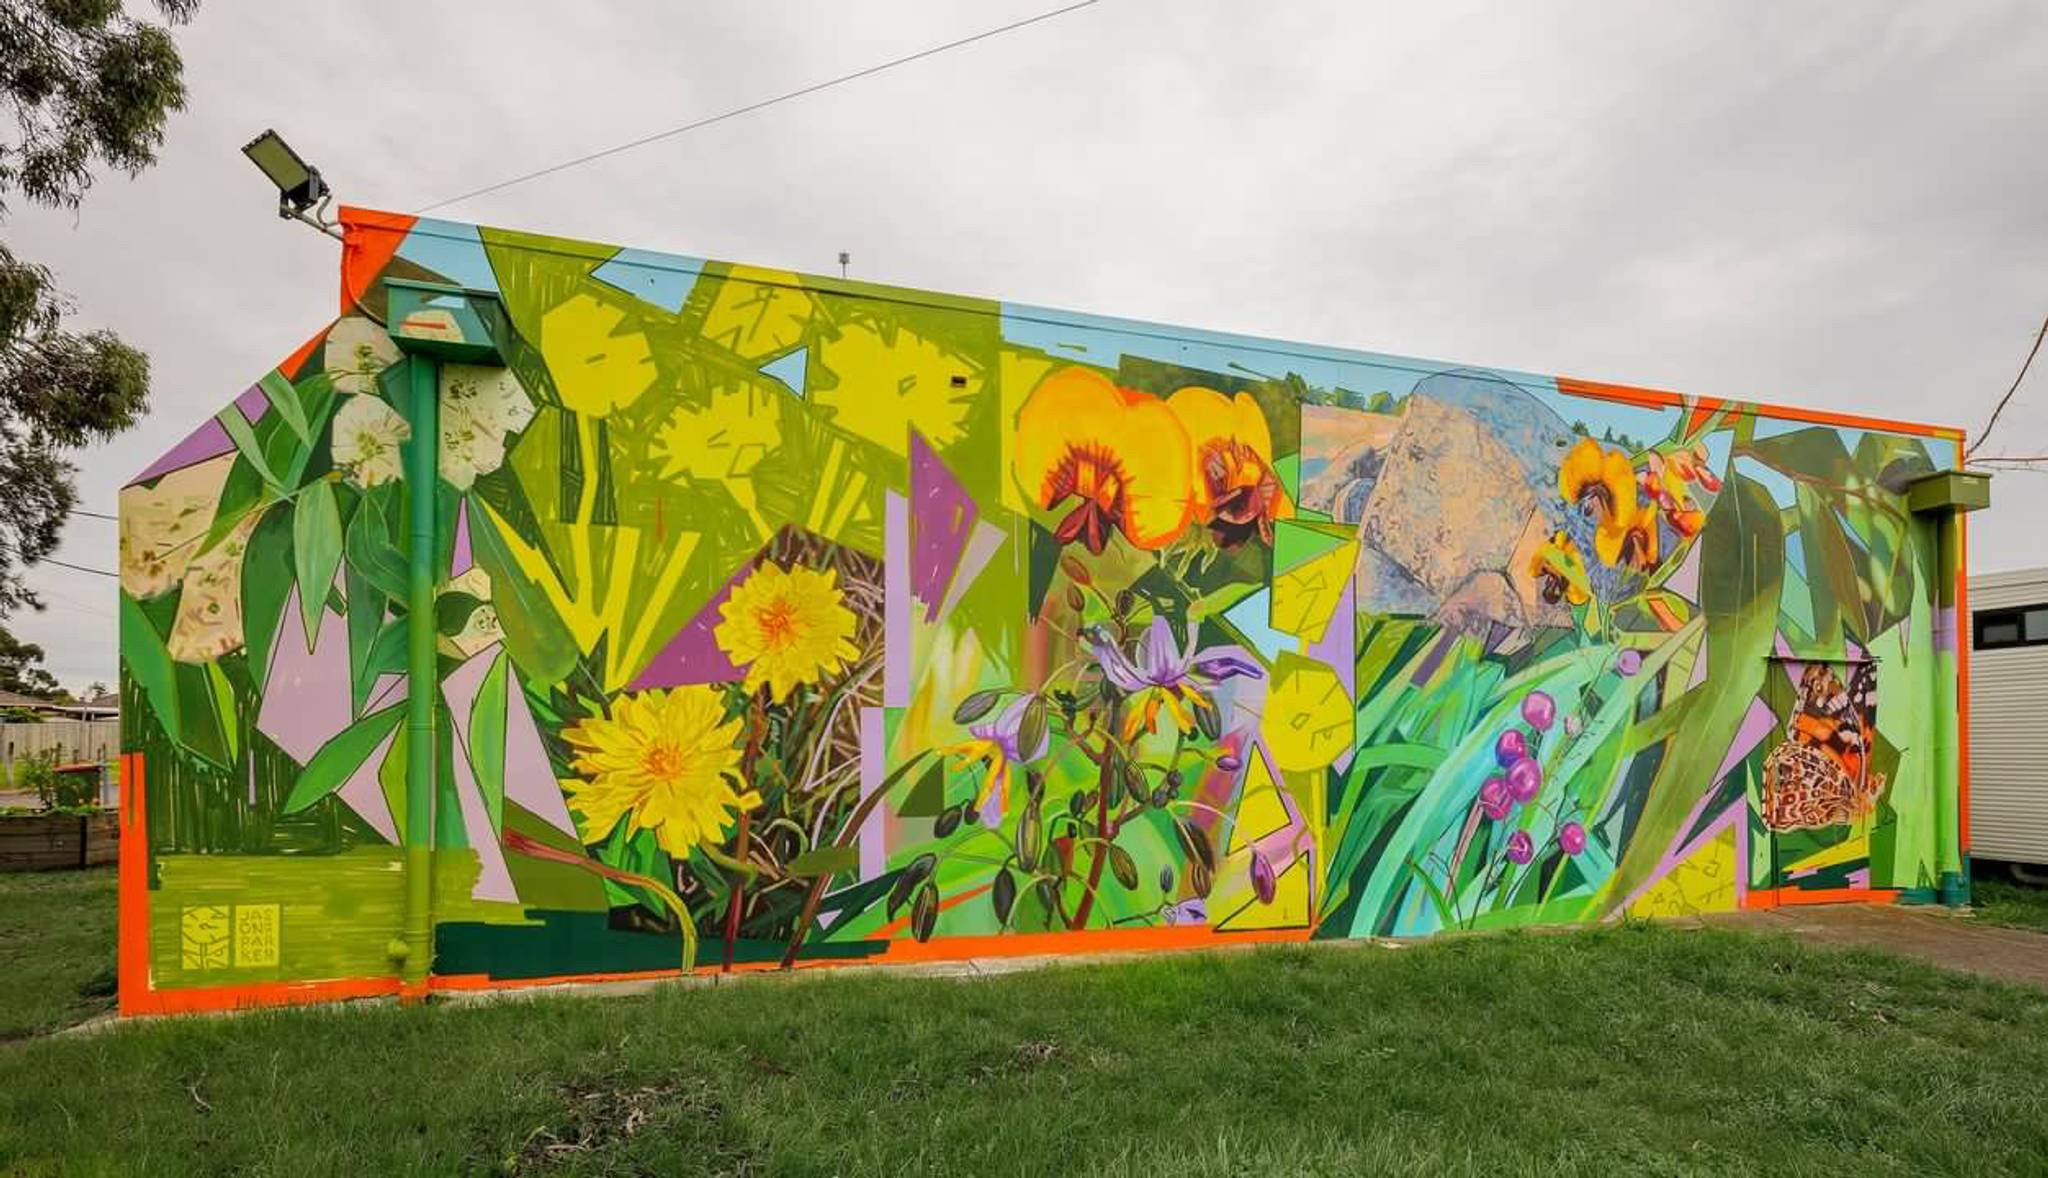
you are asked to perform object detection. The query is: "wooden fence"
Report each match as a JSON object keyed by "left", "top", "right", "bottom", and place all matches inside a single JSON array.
[{"left": 1, "top": 720, "right": 120, "bottom": 776}]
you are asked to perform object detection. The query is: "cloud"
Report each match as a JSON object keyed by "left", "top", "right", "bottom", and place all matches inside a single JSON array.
[{"left": 11, "top": 0, "right": 2045, "bottom": 686}]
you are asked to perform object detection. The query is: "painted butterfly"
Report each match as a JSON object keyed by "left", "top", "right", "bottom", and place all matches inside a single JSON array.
[{"left": 1761, "top": 661, "right": 1885, "bottom": 833}]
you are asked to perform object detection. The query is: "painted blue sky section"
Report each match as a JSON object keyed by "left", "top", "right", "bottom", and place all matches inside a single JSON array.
[
  {"left": 381, "top": 213, "right": 1959, "bottom": 451},
  {"left": 758, "top": 347, "right": 809, "bottom": 398},
  {"left": 396, "top": 217, "right": 501, "bottom": 293},
  {"left": 997, "top": 301, "right": 1568, "bottom": 409},
  {"left": 591, "top": 246, "right": 705, "bottom": 313}
]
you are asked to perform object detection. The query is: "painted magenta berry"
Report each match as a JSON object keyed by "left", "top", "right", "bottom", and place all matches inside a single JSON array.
[
  {"left": 1506, "top": 756, "right": 1542, "bottom": 803},
  {"left": 1250, "top": 850, "right": 1278, "bottom": 904},
  {"left": 1506, "top": 831, "right": 1534, "bottom": 865},
  {"left": 1521, "top": 691, "right": 1556, "bottom": 731},
  {"left": 1559, "top": 821, "right": 1588, "bottom": 856},
  {"left": 1494, "top": 728, "right": 1528, "bottom": 767},
  {"left": 1479, "top": 776, "right": 1513, "bottom": 820},
  {"left": 1616, "top": 649, "right": 1644, "bottom": 676}
]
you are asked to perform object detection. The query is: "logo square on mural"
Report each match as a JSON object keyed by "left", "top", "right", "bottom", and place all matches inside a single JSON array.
[
  {"left": 233, "top": 904, "right": 282, "bottom": 968},
  {"left": 180, "top": 906, "right": 231, "bottom": 971}
]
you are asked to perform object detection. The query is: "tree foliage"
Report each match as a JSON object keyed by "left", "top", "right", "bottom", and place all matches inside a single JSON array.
[
  {"left": 2, "top": 0, "right": 197, "bottom": 212},
  {"left": 0, "top": 622, "right": 61, "bottom": 696},
  {"left": 0, "top": 0, "right": 196, "bottom": 612}
]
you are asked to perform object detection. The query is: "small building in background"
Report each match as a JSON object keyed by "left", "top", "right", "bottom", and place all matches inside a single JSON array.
[{"left": 1968, "top": 568, "right": 2048, "bottom": 880}]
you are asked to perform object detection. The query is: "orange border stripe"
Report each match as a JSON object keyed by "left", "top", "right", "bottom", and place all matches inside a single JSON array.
[
  {"left": 116, "top": 753, "right": 149, "bottom": 1016},
  {"left": 1743, "top": 887, "right": 1900, "bottom": 910},
  {"left": 1556, "top": 375, "right": 1962, "bottom": 440}
]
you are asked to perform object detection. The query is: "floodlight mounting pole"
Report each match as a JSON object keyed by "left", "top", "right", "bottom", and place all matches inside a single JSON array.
[{"left": 286, "top": 190, "right": 344, "bottom": 241}]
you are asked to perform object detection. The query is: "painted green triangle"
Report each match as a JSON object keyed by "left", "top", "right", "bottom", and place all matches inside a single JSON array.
[
  {"left": 1273, "top": 519, "right": 1351, "bottom": 573},
  {"left": 1027, "top": 523, "right": 1059, "bottom": 620},
  {"left": 1274, "top": 452, "right": 1301, "bottom": 498}
]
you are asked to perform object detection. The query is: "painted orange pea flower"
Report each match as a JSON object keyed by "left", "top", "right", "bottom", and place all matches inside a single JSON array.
[
  {"left": 1665, "top": 442, "right": 1723, "bottom": 492},
  {"left": 1643, "top": 450, "right": 1708, "bottom": 537},
  {"left": 1167, "top": 386, "right": 1294, "bottom": 547},
  {"left": 1014, "top": 368, "right": 1193, "bottom": 553},
  {"left": 1529, "top": 530, "right": 1592, "bottom": 606},
  {"left": 1616, "top": 502, "right": 1661, "bottom": 571},
  {"left": 1559, "top": 438, "right": 1638, "bottom": 564}
]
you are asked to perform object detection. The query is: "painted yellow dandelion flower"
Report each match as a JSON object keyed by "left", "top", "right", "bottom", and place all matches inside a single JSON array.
[
  {"left": 562, "top": 687, "right": 754, "bottom": 858},
  {"left": 714, "top": 562, "right": 861, "bottom": 702}
]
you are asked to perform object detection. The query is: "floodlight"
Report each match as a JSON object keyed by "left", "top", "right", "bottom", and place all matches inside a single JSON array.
[{"left": 241, "top": 129, "right": 328, "bottom": 218}]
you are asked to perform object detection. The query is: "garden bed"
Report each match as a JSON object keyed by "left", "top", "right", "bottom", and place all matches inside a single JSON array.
[{"left": 0, "top": 810, "right": 117, "bottom": 872}]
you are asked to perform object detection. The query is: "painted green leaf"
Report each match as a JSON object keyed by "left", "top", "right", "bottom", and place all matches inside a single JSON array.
[
  {"left": 1599, "top": 472, "right": 1783, "bottom": 914},
  {"left": 466, "top": 501, "right": 579, "bottom": 685},
  {"left": 292, "top": 479, "right": 344, "bottom": 651},
  {"left": 282, "top": 372, "right": 340, "bottom": 488},
  {"left": 784, "top": 845, "right": 859, "bottom": 878},
  {"left": 345, "top": 486, "right": 411, "bottom": 603},
  {"left": 468, "top": 650, "right": 509, "bottom": 830},
  {"left": 118, "top": 592, "right": 180, "bottom": 738},
  {"left": 205, "top": 662, "right": 240, "bottom": 762},
  {"left": 282, "top": 704, "right": 407, "bottom": 814},
  {"left": 344, "top": 565, "right": 388, "bottom": 716},
  {"left": 174, "top": 664, "right": 232, "bottom": 769},
  {"left": 258, "top": 370, "right": 311, "bottom": 445},
  {"left": 240, "top": 504, "right": 295, "bottom": 687},
  {"left": 216, "top": 404, "right": 287, "bottom": 492}
]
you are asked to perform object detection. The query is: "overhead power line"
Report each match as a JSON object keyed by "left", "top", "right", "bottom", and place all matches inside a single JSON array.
[
  {"left": 1968, "top": 313, "right": 2048, "bottom": 460},
  {"left": 35, "top": 556, "right": 118, "bottom": 579},
  {"left": 69, "top": 507, "right": 116, "bottom": 521},
  {"left": 415, "top": 1, "right": 1103, "bottom": 214}
]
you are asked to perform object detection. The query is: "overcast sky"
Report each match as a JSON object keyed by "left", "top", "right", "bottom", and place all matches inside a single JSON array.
[{"left": 11, "top": 0, "right": 2047, "bottom": 688}]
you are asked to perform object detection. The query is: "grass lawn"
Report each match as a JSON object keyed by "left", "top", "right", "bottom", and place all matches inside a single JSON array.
[
  {"left": 1972, "top": 876, "right": 2048, "bottom": 933},
  {"left": 0, "top": 867, "right": 116, "bottom": 1040},
  {"left": 1, "top": 922, "right": 2046, "bottom": 1176}
]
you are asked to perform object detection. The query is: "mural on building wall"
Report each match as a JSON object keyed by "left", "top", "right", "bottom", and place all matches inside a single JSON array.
[{"left": 116, "top": 210, "right": 1966, "bottom": 1006}]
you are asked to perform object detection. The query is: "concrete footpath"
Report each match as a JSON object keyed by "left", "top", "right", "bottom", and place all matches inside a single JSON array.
[{"left": 1698, "top": 903, "right": 2048, "bottom": 990}]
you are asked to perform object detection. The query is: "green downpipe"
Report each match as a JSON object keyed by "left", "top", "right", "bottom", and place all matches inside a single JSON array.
[
  {"left": 400, "top": 354, "right": 440, "bottom": 983},
  {"left": 1934, "top": 509, "right": 1969, "bottom": 907}
]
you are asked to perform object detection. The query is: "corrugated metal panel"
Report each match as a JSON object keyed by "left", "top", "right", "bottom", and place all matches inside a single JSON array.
[
  {"left": 1967, "top": 569, "right": 2048, "bottom": 864},
  {"left": 1970, "top": 570, "right": 2048, "bottom": 612}
]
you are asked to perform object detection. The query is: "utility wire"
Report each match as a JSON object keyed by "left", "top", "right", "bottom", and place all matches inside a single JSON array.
[
  {"left": 34, "top": 556, "right": 117, "bottom": 579},
  {"left": 68, "top": 507, "right": 116, "bottom": 521},
  {"left": 415, "top": 1, "right": 1102, "bottom": 214},
  {"left": 1967, "top": 313, "right": 2048, "bottom": 460}
]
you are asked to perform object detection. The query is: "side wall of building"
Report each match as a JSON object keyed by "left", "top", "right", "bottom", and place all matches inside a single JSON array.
[
  {"left": 115, "top": 211, "right": 1966, "bottom": 1011},
  {"left": 1965, "top": 569, "right": 2048, "bottom": 865}
]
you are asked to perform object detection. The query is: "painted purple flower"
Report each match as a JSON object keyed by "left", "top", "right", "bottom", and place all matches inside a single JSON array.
[
  {"left": 1250, "top": 850, "right": 1278, "bottom": 904},
  {"left": 1164, "top": 898, "right": 1209, "bottom": 926},
  {"left": 1089, "top": 619, "right": 1262, "bottom": 739},
  {"left": 1506, "top": 831, "right": 1535, "bottom": 865},
  {"left": 1479, "top": 775, "right": 1513, "bottom": 821},
  {"left": 951, "top": 695, "right": 1048, "bottom": 810},
  {"left": 1506, "top": 756, "right": 1542, "bottom": 804},
  {"left": 1558, "top": 821, "right": 1588, "bottom": 856},
  {"left": 1521, "top": 691, "right": 1556, "bottom": 732},
  {"left": 1215, "top": 752, "right": 1244, "bottom": 773},
  {"left": 1616, "top": 649, "right": 1643, "bottom": 677},
  {"left": 1090, "top": 618, "right": 1260, "bottom": 692},
  {"left": 1495, "top": 728, "right": 1528, "bottom": 767}
]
